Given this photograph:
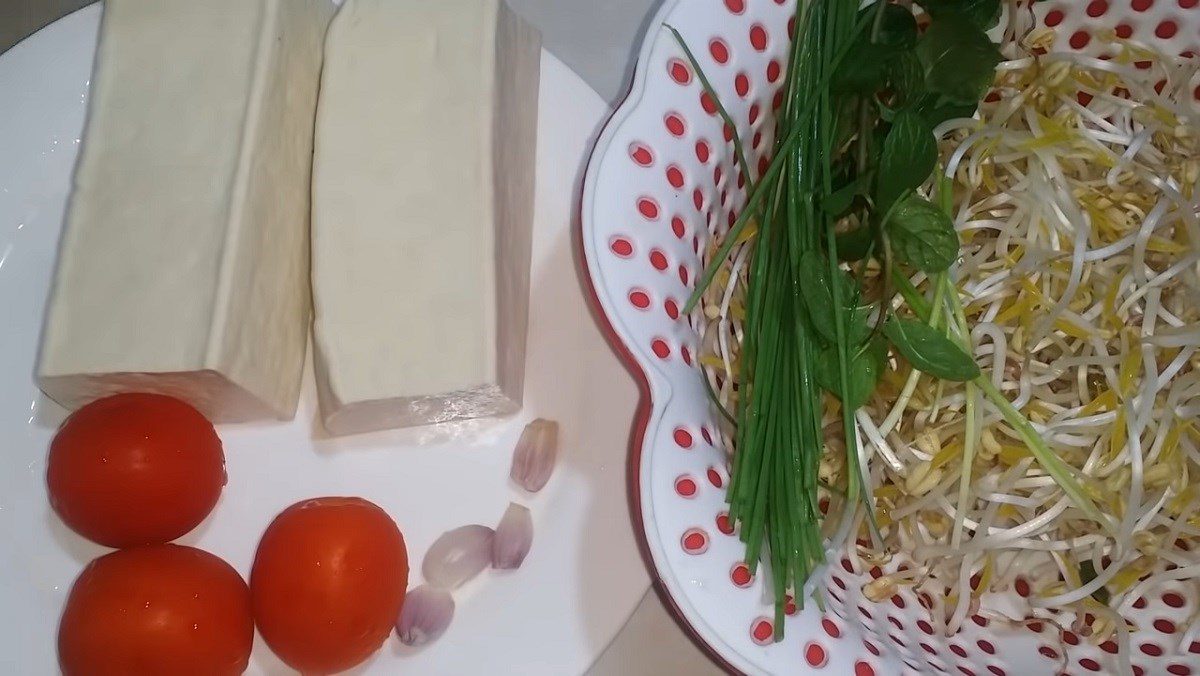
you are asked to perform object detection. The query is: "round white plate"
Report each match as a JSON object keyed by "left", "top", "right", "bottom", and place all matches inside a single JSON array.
[{"left": 0, "top": 5, "right": 647, "bottom": 674}]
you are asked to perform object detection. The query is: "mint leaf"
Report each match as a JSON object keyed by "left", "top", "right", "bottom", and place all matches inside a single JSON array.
[
  {"left": 815, "top": 337, "right": 889, "bottom": 410},
  {"left": 911, "top": 93, "right": 980, "bottom": 128},
  {"left": 798, "top": 250, "right": 865, "bottom": 344},
  {"left": 875, "top": 4, "right": 919, "bottom": 50},
  {"left": 916, "top": 0, "right": 1002, "bottom": 30},
  {"left": 915, "top": 14, "right": 1002, "bottom": 105},
  {"left": 835, "top": 224, "right": 875, "bottom": 262},
  {"left": 888, "top": 195, "right": 959, "bottom": 273},
  {"left": 884, "top": 318, "right": 980, "bottom": 381},
  {"left": 876, "top": 109, "right": 937, "bottom": 210},
  {"left": 832, "top": 41, "right": 892, "bottom": 94},
  {"left": 825, "top": 174, "right": 867, "bottom": 218},
  {"left": 888, "top": 50, "right": 925, "bottom": 105}
]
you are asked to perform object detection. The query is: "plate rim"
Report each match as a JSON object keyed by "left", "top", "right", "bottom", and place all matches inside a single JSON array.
[{"left": 0, "top": 6, "right": 650, "bottom": 673}]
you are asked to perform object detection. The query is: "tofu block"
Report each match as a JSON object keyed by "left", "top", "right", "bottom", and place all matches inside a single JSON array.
[
  {"left": 38, "top": 0, "right": 335, "bottom": 422},
  {"left": 311, "top": 0, "right": 541, "bottom": 435}
]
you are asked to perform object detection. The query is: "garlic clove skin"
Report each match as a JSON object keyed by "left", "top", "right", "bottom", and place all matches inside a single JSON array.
[
  {"left": 422, "top": 524, "right": 495, "bottom": 589},
  {"left": 492, "top": 502, "right": 533, "bottom": 570},
  {"left": 395, "top": 585, "right": 455, "bottom": 647},
  {"left": 509, "top": 418, "right": 559, "bottom": 493}
]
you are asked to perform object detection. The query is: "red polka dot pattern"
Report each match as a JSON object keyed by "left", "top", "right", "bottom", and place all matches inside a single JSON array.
[
  {"left": 705, "top": 466, "right": 723, "bottom": 488},
  {"left": 664, "top": 112, "right": 686, "bottom": 137},
  {"left": 628, "top": 289, "right": 651, "bottom": 309},
  {"left": 667, "top": 58, "right": 691, "bottom": 85},
  {"left": 804, "top": 642, "right": 828, "bottom": 668},
  {"left": 680, "top": 528, "right": 708, "bottom": 555},
  {"left": 665, "top": 165, "right": 685, "bottom": 189},
  {"left": 714, "top": 512, "right": 734, "bottom": 536},
  {"left": 649, "top": 248, "right": 668, "bottom": 271},
  {"left": 636, "top": 197, "right": 660, "bottom": 220},
  {"left": 674, "top": 475, "right": 697, "bottom": 497},
  {"left": 730, "top": 562, "right": 752, "bottom": 587},
  {"left": 629, "top": 142, "right": 654, "bottom": 166},
  {"left": 709, "top": 39, "right": 730, "bottom": 64},
  {"left": 734, "top": 73, "right": 750, "bottom": 97},
  {"left": 650, "top": 338, "right": 670, "bottom": 359},
  {"left": 1031, "top": 0, "right": 1200, "bottom": 59},
  {"left": 672, "top": 427, "right": 693, "bottom": 449},
  {"left": 609, "top": 237, "right": 633, "bottom": 258},
  {"left": 750, "top": 618, "right": 773, "bottom": 646},
  {"left": 749, "top": 24, "right": 768, "bottom": 51}
]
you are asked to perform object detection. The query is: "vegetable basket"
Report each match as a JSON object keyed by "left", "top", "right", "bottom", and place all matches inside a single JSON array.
[{"left": 580, "top": 0, "right": 1200, "bottom": 674}]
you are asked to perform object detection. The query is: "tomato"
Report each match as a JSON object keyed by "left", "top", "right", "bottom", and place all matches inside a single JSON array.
[
  {"left": 251, "top": 497, "right": 408, "bottom": 674},
  {"left": 58, "top": 544, "right": 253, "bottom": 676},
  {"left": 47, "top": 393, "right": 226, "bottom": 548}
]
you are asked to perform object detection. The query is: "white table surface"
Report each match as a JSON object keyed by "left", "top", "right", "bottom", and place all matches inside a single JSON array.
[
  {"left": 504, "top": 2, "right": 723, "bottom": 673},
  {"left": 0, "top": 1, "right": 723, "bottom": 673}
]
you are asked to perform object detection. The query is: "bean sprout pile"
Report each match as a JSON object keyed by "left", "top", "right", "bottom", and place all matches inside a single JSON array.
[{"left": 698, "top": 24, "right": 1200, "bottom": 657}]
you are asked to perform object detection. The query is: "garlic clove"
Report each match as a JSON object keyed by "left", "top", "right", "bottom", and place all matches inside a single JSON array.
[
  {"left": 395, "top": 585, "right": 455, "bottom": 647},
  {"left": 423, "top": 524, "right": 494, "bottom": 589},
  {"left": 509, "top": 418, "right": 559, "bottom": 493},
  {"left": 492, "top": 502, "right": 533, "bottom": 570}
]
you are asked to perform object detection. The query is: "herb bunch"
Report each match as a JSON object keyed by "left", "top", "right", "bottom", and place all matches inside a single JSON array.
[{"left": 676, "top": 0, "right": 1011, "bottom": 638}]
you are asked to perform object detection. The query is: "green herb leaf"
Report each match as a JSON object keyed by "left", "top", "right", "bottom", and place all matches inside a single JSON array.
[
  {"left": 916, "top": 0, "right": 1002, "bottom": 30},
  {"left": 888, "top": 195, "right": 959, "bottom": 273},
  {"left": 876, "top": 109, "right": 937, "bottom": 210},
  {"left": 875, "top": 4, "right": 918, "bottom": 50},
  {"left": 798, "top": 250, "right": 863, "bottom": 344},
  {"left": 825, "top": 174, "right": 867, "bottom": 218},
  {"left": 836, "top": 224, "right": 875, "bottom": 262},
  {"left": 846, "top": 305, "right": 875, "bottom": 345},
  {"left": 883, "top": 317, "right": 980, "bottom": 381},
  {"left": 915, "top": 14, "right": 1003, "bottom": 105},
  {"left": 1078, "top": 561, "right": 1112, "bottom": 605},
  {"left": 911, "top": 93, "right": 980, "bottom": 128},
  {"left": 815, "top": 337, "right": 888, "bottom": 410},
  {"left": 832, "top": 41, "right": 892, "bottom": 94},
  {"left": 888, "top": 50, "right": 925, "bottom": 105}
]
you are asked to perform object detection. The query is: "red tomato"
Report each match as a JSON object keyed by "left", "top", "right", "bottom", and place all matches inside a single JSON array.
[
  {"left": 251, "top": 497, "right": 408, "bottom": 674},
  {"left": 58, "top": 544, "right": 253, "bottom": 676},
  {"left": 47, "top": 393, "right": 226, "bottom": 548}
]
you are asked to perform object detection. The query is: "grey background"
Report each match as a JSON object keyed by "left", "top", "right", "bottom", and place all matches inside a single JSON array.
[
  {"left": 0, "top": 0, "right": 723, "bottom": 673},
  {"left": 1, "top": 0, "right": 658, "bottom": 104}
]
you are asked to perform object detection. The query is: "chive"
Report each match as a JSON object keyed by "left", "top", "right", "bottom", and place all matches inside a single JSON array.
[{"left": 676, "top": 0, "right": 876, "bottom": 639}]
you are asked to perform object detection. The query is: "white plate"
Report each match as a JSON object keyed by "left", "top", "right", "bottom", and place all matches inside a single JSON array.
[{"left": 0, "top": 5, "right": 648, "bottom": 674}]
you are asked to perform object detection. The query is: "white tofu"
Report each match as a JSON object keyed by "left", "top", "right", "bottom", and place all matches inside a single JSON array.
[
  {"left": 37, "top": 0, "right": 334, "bottom": 422},
  {"left": 311, "top": 0, "right": 541, "bottom": 435}
]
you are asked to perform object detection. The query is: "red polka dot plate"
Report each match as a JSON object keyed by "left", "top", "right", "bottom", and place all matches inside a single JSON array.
[{"left": 580, "top": 1, "right": 1200, "bottom": 674}]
